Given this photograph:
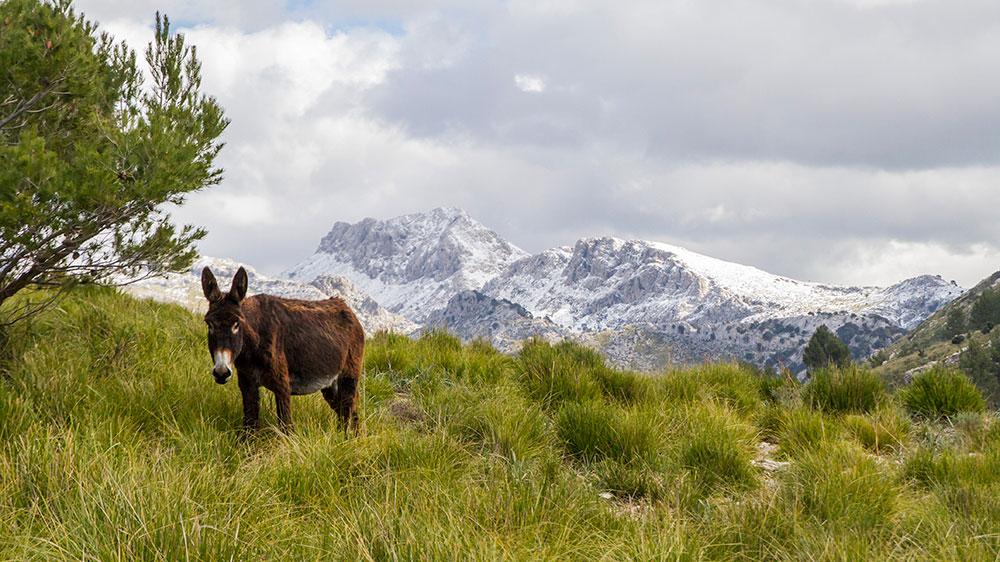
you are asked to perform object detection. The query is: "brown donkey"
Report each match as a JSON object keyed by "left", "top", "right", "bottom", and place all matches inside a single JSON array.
[{"left": 201, "top": 266, "right": 365, "bottom": 434}]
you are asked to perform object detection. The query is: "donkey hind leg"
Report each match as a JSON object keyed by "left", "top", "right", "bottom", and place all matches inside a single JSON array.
[{"left": 322, "top": 376, "right": 359, "bottom": 434}]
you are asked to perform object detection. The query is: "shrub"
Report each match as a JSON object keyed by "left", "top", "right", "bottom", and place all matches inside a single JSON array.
[
  {"left": 803, "top": 366, "right": 885, "bottom": 414},
  {"left": 970, "top": 288, "right": 1000, "bottom": 333},
  {"left": 900, "top": 367, "right": 986, "bottom": 419}
]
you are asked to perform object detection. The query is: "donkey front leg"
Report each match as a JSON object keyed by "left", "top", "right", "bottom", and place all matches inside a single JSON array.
[
  {"left": 239, "top": 377, "right": 260, "bottom": 433},
  {"left": 274, "top": 388, "right": 293, "bottom": 432}
]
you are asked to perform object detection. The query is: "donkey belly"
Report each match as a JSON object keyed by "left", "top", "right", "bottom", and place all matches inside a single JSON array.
[{"left": 290, "top": 372, "right": 338, "bottom": 395}]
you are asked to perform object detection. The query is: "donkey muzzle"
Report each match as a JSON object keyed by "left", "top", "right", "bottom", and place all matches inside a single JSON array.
[
  {"left": 213, "top": 367, "right": 232, "bottom": 384},
  {"left": 213, "top": 349, "right": 233, "bottom": 384}
]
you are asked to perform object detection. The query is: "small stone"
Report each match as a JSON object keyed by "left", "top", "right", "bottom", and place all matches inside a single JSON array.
[{"left": 753, "top": 459, "right": 790, "bottom": 472}]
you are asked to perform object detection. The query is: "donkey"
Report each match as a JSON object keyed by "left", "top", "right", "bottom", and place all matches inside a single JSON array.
[{"left": 201, "top": 266, "right": 365, "bottom": 434}]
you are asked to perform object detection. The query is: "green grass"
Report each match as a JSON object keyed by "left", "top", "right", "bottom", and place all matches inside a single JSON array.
[
  {"left": 803, "top": 365, "right": 887, "bottom": 414},
  {"left": 900, "top": 366, "right": 986, "bottom": 419},
  {"left": 0, "top": 286, "right": 997, "bottom": 560}
]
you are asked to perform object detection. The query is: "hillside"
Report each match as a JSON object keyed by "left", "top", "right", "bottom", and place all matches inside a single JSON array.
[
  {"left": 0, "top": 287, "right": 997, "bottom": 560},
  {"left": 876, "top": 270, "right": 1000, "bottom": 381}
]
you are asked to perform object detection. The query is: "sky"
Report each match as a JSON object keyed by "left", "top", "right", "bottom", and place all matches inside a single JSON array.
[{"left": 74, "top": 0, "right": 1000, "bottom": 288}]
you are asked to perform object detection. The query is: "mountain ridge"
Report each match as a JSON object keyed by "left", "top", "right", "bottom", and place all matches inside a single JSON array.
[{"left": 281, "top": 207, "right": 963, "bottom": 371}]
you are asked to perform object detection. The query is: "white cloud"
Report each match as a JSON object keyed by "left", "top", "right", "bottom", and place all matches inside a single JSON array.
[
  {"left": 514, "top": 74, "right": 546, "bottom": 93},
  {"left": 75, "top": 0, "right": 1000, "bottom": 289}
]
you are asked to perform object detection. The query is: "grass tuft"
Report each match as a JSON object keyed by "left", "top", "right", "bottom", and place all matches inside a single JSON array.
[
  {"left": 900, "top": 366, "right": 986, "bottom": 419},
  {"left": 804, "top": 365, "right": 886, "bottom": 414}
]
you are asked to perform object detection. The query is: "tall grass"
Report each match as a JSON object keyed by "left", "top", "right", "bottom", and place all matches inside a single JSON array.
[
  {"left": 900, "top": 366, "right": 986, "bottom": 419},
  {"left": 803, "top": 365, "right": 887, "bottom": 414},
  {"left": 0, "top": 287, "right": 997, "bottom": 560}
]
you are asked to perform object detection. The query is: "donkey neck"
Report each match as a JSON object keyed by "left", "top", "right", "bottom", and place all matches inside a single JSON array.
[{"left": 237, "top": 295, "right": 264, "bottom": 357}]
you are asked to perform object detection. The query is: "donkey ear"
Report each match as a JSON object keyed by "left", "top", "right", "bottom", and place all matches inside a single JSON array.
[
  {"left": 229, "top": 266, "right": 249, "bottom": 302},
  {"left": 201, "top": 267, "right": 222, "bottom": 301}
]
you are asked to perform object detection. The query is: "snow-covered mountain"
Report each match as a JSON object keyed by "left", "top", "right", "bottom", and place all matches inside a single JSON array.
[
  {"left": 125, "top": 257, "right": 416, "bottom": 334},
  {"left": 284, "top": 207, "right": 528, "bottom": 322},
  {"left": 282, "top": 209, "right": 963, "bottom": 372},
  {"left": 482, "top": 237, "right": 961, "bottom": 333},
  {"left": 481, "top": 237, "right": 962, "bottom": 370}
]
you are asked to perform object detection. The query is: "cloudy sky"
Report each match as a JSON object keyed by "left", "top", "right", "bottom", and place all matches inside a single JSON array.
[{"left": 76, "top": 0, "right": 1000, "bottom": 287}]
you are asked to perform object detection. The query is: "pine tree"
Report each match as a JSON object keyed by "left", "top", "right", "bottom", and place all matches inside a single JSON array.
[
  {"left": 803, "top": 325, "right": 852, "bottom": 371},
  {"left": 943, "top": 307, "right": 968, "bottom": 339},
  {"left": 0, "top": 1, "right": 228, "bottom": 325},
  {"left": 959, "top": 335, "right": 1000, "bottom": 407},
  {"left": 970, "top": 288, "right": 1000, "bottom": 334}
]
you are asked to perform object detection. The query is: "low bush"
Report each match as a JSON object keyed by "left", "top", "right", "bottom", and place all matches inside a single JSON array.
[
  {"left": 803, "top": 365, "right": 886, "bottom": 414},
  {"left": 900, "top": 367, "right": 986, "bottom": 419}
]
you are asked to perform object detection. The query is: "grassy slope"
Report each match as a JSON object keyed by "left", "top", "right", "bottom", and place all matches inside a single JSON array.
[
  {"left": 877, "top": 270, "right": 1000, "bottom": 380},
  {"left": 0, "top": 287, "right": 997, "bottom": 560}
]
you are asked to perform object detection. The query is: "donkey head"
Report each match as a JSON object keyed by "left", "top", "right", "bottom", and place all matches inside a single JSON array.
[{"left": 201, "top": 266, "right": 249, "bottom": 385}]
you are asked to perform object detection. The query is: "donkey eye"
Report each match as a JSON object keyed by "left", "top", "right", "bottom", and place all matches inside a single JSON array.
[{"left": 231, "top": 322, "right": 240, "bottom": 334}]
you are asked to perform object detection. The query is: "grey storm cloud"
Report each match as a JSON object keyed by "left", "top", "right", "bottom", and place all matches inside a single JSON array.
[{"left": 73, "top": 0, "right": 1000, "bottom": 288}]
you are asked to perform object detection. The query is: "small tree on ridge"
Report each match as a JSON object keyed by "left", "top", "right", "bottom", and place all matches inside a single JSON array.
[{"left": 803, "top": 325, "right": 852, "bottom": 371}]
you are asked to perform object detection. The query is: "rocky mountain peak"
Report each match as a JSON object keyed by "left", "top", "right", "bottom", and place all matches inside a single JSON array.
[{"left": 284, "top": 207, "right": 529, "bottom": 322}]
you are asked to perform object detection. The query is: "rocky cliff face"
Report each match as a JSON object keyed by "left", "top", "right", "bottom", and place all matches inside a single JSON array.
[{"left": 421, "top": 290, "right": 568, "bottom": 353}]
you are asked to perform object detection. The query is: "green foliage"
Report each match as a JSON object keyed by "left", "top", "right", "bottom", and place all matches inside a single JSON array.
[
  {"left": 0, "top": 1, "right": 228, "bottom": 324},
  {"left": 802, "top": 325, "right": 852, "bottom": 371},
  {"left": 970, "top": 287, "right": 1000, "bottom": 333},
  {"left": 778, "top": 407, "right": 836, "bottom": 457},
  {"left": 901, "top": 366, "right": 986, "bottom": 419},
  {"left": 657, "top": 363, "right": 775, "bottom": 413},
  {"left": 803, "top": 365, "right": 886, "bottom": 414},
  {"left": 943, "top": 307, "right": 969, "bottom": 339},
  {"left": 515, "top": 340, "right": 604, "bottom": 407},
  {"left": 958, "top": 333, "right": 1000, "bottom": 407},
  {"left": 2, "top": 287, "right": 1000, "bottom": 560}
]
